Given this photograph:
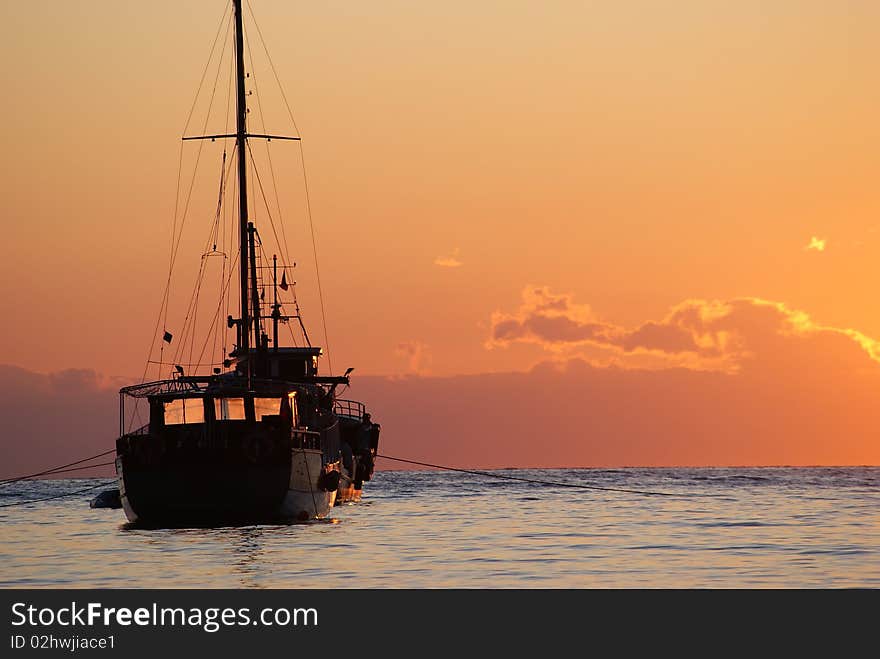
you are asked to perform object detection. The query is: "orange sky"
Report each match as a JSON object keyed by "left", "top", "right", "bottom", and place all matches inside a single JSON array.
[{"left": 1, "top": 1, "right": 879, "bottom": 466}]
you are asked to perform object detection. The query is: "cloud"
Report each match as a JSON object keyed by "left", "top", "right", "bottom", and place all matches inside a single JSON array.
[
  {"left": 434, "top": 247, "right": 462, "bottom": 268},
  {"left": 394, "top": 340, "right": 432, "bottom": 374},
  {"left": 488, "top": 287, "right": 880, "bottom": 374},
  {"left": 806, "top": 236, "right": 826, "bottom": 251}
]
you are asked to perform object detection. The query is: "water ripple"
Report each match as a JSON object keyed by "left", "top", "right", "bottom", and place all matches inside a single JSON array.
[{"left": 0, "top": 467, "right": 878, "bottom": 587}]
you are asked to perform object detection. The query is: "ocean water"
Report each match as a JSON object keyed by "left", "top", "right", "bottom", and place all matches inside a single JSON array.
[{"left": 0, "top": 468, "right": 877, "bottom": 588}]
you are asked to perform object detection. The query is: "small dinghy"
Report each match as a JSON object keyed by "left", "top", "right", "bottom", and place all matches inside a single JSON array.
[{"left": 90, "top": 489, "right": 122, "bottom": 509}]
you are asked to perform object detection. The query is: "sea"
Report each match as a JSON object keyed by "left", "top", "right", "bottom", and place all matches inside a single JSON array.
[{"left": 0, "top": 468, "right": 877, "bottom": 588}]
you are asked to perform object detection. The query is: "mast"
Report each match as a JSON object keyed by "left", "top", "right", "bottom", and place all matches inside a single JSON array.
[{"left": 233, "top": 0, "right": 251, "bottom": 372}]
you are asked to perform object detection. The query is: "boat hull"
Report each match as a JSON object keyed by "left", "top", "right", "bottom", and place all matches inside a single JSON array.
[
  {"left": 280, "top": 448, "right": 336, "bottom": 519},
  {"left": 116, "top": 429, "right": 337, "bottom": 526}
]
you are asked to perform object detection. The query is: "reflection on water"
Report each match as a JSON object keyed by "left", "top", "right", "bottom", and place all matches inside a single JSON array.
[{"left": 0, "top": 468, "right": 878, "bottom": 587}]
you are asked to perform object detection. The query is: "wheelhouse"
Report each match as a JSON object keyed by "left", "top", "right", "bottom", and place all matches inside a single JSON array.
[
  {"left": 119, "top": 377, "right": 308, "bottom": 435},
  {"left": 150, "top": 392, "right": 297, "bottom": 429}
]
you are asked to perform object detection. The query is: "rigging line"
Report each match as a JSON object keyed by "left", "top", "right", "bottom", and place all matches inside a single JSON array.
[
  {"left": 148, "top": 360, "right": 225, "bottom": 367},
  {"left": 181, "top": 148, "right": 234, "bottom": 371},
  {"left": 294, "top": 297, "right": 310, "bottom": 346},
  {"left": 0, "top": 450, "right": 116, "bottom": 486},
  {"left": 210, "top": 260, "right": 224, "bottom": 368},
  {"left": 180, "top": 249, "right": 223, "bottom": 374},
  {"left": 128, "top": 140, "right": 184, "bottom": 422},
  {"left": 160, "top": 10, "right": 234, "bottom": 380},
  {"left": 167, "top": 14, "right": 234, "bottom": 290},
  {"left": 299, "top": 444, "right": 319, "bottom": 519},
  {"left": 187, "top": 266, "right": 204, "bottom": 369},
  {"left": 375, "top": 455, "right": 718, "bottom": 499},
  {"left": 224, "top": 156, "right": 240, "bottom": 357},
  {"left": 298, "top": 141, "right": 333, "bottom": 375},
  {"left": 157, "top": 142, "right": 187, "bottom": 378},
  {"left": 194, "top": 251, "right": 241, "bottom": 371},
  {"left": 171, "top": 146, "right": 238, "bottom": 371},
  {"left": 10, "top": 462, "right": 117, "bottom": 479},
  {"left": 224, "top": 26, "right": 235, "bottom": 148},
  {"left": 171, "top": 257, "right": 210, "bottom": 371},
  {"left": 246, "top": 0, "right": 301, "bottom": 136},
  {"left": 246, "top": 142, "right": 294, "bottom": 274},
  {"left": 210, "top": 149, "right": 228, "bottom": 248},
  {"left": 223, "top": 140, "right": 238, "bottom": 355},
  {"left": 284, "top": 313, "right": 301, "bottom": 347},
  {"left": 172, "top": 252, "right": 209, "bottom": 369},
  {"left": 167, "top": 12, "right": 234, "bottom": 315},
  {"left": 213, "top": 143, "right": 238, "bottom": 243},
  {"left": 0, "top": 480, "right": 118, "bottom": 509},
  {"left": 243, "top": 18, "right": 293, "bottom": 270},
  {"left": 284, "top": 310, "right": 309, "bottom": 347},
  {"left": 216, "top": 25, "right": 235, "bottom": 366},
  {"left": 184, "top": 228, "right": 222, "bottom": 370},
  {"left": 181, "top": 3, "right": 232, "bottom": 137},
  {"left": 194, "top": 252, "right": 239, "bottom": 370},
  {"left": 245, "top": 0, "right": 331, "bottom": 368}
]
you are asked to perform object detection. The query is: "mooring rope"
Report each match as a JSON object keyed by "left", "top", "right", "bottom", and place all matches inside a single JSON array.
[
  {"left": 0, "top": 449, "right": 712, "bottom": 507},
  {"left": 0, "top": 480, "right": 118, "bottom": 509},
  {"left": 376, "top": 454, "right": 714, "bottom": 498},
  {"left": 0, "top": 449, "right": 116, "bottom": 486}
]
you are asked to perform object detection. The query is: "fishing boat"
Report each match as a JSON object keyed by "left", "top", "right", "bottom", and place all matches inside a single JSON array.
[{"left": 114, "top": 0, "right": 379, "bottom": 526}]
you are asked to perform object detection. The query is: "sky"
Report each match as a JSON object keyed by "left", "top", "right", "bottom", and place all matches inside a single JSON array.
[{"left": 1, "top": 1, "right": 879, "bottom": 468}]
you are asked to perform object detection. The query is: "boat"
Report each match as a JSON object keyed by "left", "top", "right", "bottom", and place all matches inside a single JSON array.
[{"left": 114, "top": 0, "right": 379, "bottom": 526}]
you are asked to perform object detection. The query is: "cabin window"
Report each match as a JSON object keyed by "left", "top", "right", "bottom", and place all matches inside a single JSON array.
[
  {"left": 254, "top": 397, "right": 283, "bottom": 421},
  {"left": 163, "top": 398, "right": 204, "bottom": 425},
  {"left": 214, "top": 397, "right": 246, "bottom": 421}
]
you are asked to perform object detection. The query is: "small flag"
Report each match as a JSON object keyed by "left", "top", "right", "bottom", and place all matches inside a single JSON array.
[
  {"left": 280, "top": 271, "right": 289, "bottom": 291},
  {"left": 163, "top": 331, "right": 173, "bottom": 344}
]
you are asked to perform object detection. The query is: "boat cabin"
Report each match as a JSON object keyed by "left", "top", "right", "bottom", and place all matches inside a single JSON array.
[
  {"left": 232, "top": 346, "right": 323, "bottom": 380},
  {"left": 148, "top": 391, "right": 299, "bottom": 430}
]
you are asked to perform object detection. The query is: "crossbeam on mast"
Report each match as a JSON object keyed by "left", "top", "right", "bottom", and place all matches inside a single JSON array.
[{"left": 182, "top": 133, "right": 301, "bottom": 141}]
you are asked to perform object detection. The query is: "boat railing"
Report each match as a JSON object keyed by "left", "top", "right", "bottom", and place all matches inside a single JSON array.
[
  {"left": 120, "top": 378, "right": 217, "bottom": 399},
  {"left": 333, "top": 399, "right": 365, "bottom": 420}
]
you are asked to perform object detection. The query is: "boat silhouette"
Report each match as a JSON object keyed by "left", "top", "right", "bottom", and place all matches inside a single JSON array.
[{"left": 115, "top": 0, "right": 379, "bottom": 526}]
